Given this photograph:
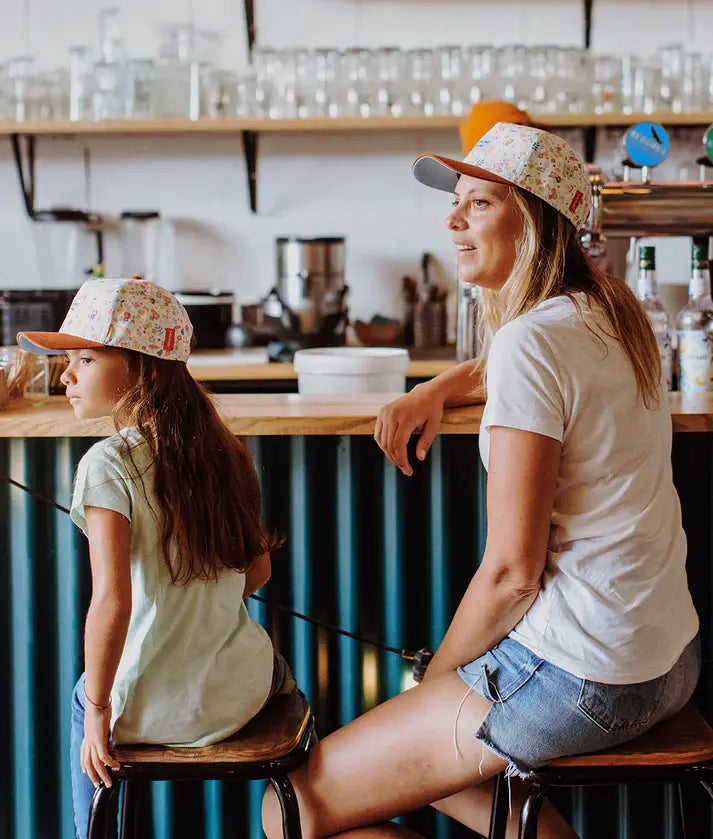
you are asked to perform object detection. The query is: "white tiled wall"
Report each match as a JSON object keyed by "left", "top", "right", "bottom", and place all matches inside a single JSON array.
[{"left": 0, "top": 0, "right": 709, "bottom": 320}]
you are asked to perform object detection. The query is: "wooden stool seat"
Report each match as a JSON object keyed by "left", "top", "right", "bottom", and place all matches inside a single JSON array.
[
  {"left": 112, "top": 690, "right": 312, "bottom": 765},
  {"left": 488, "top": 703, "right": 713, "bottom": 839},
  {"left": 550, "top": 703, "right": 713, "bottom": 768},
  {"left": 88, "top": 691, "right": 315, "bottom": 839}
]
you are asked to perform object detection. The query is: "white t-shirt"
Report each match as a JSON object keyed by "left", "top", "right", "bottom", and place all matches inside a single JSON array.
[
  {"left": 479, "top": 293, "right": 698, "bottom": 685},
  {"left": 71, "top": 427, "right": 274, "bottom": 746}
]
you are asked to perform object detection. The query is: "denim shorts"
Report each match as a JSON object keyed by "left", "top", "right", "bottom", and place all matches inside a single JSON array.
[{"left": 457, "top": 634, "right": 701, "bottom": 777}]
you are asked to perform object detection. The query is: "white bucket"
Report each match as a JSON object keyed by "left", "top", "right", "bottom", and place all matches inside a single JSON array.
[{"left": 293, "top": 347, "right": 410, "bottom": 395}]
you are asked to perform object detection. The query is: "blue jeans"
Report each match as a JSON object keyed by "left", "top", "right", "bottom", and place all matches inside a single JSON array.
[
  {"left": 457, "top": 634, "right": 702, "bottom": 776},
  {"left": 71, "top": 674, "right": 119, "bottom": 839}
]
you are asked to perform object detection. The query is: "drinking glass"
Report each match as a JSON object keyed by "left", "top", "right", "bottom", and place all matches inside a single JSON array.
[
  {"left": 657, "top": 43, "right": 684, "bottom": 112},
  {"left": 314, "top": 48, "right": 341, "bottom": 117},
  {"left": 463, "top": 45, "right": 494, "bottom": 106},
  {"left": 405, "top": 48, "right": 437, "bottom": 116},
  {"left": 341, "top": 47, "right": 374, "bottom": 117},
  {"left": 495, "top": 44, "right": 527, "bottom": 107},
  {"left": 69, "top": 46, "right": 93, "bottom": 121},
  {"left": 253, "top": 46, "right": 282, "bottom": 118},
  {"left": 125, "top": 59, "right": 155, "bottom": 118},
  {"left": 372, "top": 47, "right": 406, "bottom": 116},
  {"left": 591, "top": 55, "right": 620, "bottom": 114},
  {"left": 92, "top": 61, "right": 125, "bottom": 120},
  {"left": 434, "top": 46, "right": 466, "bottom": 115},
  {"left": 7, "top": 56, "right": 36, "bottom": 121},
  {"left": 99, "top": 6, "right": 125, "bottom": 64},
  {"left": 621, "top": 55, "right": 661, "bottom": 114},
  {"left": 680, "top": 53, "right": 706, "bottom": 112},
  {"left": 233, "top": 72, "right": 256, "bottom": 117}
]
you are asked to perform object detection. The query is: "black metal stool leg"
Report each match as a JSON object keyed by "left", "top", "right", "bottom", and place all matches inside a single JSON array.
[
  {"left": 119, "top": 779, "right": 138, "bottom": 839},
  {"left": 519, "top": 782, "right": 548, "bottom": 839},
  {"left": 87, "top": 782, "right": 119, "bottom": 839},
  {"left": 488, "top": 773, "right": 509, "bottom": 839},
  {"left": 270, "top": 773, "right": 303, "bottom": 839}
]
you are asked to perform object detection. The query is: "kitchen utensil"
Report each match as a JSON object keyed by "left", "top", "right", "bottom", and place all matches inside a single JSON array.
[
  {"left": 174, "top": 290, "right": 234, "bottom": 349},
  {"left": 120, "top": 210, "right": 162, "bottom": 281},
  {"left": 32, "top": 208, "right": 104, "bottom": 287}
]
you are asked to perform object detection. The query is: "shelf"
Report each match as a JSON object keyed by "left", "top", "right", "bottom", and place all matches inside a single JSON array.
[
  {"left": 5, "top": 112, "right": 713, "bottom": 217},
  {"left": 1, "top": 112, "right": 713, "bottom": 137}
]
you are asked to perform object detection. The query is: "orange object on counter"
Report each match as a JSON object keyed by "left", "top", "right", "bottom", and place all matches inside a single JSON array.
[{"left": 459, "top": 100, "right": 531, "bottom": 153}]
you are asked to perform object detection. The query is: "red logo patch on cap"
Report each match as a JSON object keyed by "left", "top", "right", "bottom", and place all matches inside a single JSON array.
[
  {"left": 569, "top": 190, "right": 584, "bottom": 214},
  {"left": 163, "top": 327, "right": 176, "bottom": 352}
]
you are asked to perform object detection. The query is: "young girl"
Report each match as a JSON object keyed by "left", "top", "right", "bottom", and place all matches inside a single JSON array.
[{"left": 18, "top": 278, "right": 294, "bottom": 838}]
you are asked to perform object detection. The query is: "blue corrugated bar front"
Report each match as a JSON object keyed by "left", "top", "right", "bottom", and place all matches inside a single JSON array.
[{"left": 2, "top": 432, "right": 713, "bottom": 837}]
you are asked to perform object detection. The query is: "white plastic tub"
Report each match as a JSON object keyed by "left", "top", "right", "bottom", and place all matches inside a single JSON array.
[{"left": 293, "top": 347, "right": 410, "bottom": 395}]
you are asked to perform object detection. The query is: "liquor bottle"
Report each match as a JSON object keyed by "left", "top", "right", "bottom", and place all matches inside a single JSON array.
[
  {"left": 676, "top": 241, "right": 713, "bottom": 392},
  {"left": 635, "top": 245, "right": 673, "bottom": 390}
]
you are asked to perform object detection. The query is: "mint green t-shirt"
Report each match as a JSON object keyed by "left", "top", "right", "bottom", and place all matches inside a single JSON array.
[{"left": 71, "top": 427, "right": 274, "bottom": 747}]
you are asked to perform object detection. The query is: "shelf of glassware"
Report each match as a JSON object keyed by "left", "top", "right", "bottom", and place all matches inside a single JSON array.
[{"left": 1, "top": 112, "right": 713, "bottom": 136}]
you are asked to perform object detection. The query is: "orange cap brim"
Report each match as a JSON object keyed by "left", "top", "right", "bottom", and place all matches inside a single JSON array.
[
  {"left": 412, "top": 153, "right": 513, "bottom": 193},
  {"left": 17, "top": 332, "right": 106, "bottom": 354}
]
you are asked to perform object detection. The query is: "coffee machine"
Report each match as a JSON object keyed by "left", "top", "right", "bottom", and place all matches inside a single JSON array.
[{"left": 242, "top": 237, "right": 349, "bottom": 361}]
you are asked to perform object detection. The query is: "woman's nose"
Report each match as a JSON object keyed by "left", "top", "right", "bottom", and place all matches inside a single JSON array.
[{"left": 446, "top": 206, "right": 466, "bottom": 231}]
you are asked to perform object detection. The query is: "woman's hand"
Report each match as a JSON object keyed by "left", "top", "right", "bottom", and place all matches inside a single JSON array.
[
  {"left": 374, "top": 383, "right": 446, "bottom": 476},
  {"left": 81, "top": 704, "right": 120, "bottom": 788}
]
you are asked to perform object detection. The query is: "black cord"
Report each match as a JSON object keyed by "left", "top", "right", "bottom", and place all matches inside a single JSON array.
[{"left": 0, "top": 472, "right": 419, "bottom": 660}]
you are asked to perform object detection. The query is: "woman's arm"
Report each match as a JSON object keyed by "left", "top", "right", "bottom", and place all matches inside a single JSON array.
[
  {"left": 375, "top": 359, "right": 485, "bottom": 476},
  {"left": 82, "top": 506, "right": 132, "bottom": 787},
  {"left": 243, "top": 551, "right": 272, "bottom": 598},
  {"left": 423, "top": 425, "right": 561, "bottom": 682}
]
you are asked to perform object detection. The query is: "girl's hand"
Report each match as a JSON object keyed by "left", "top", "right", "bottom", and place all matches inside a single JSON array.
[
  {"left": 374, "top": 384, "right": 446, "bottom": 476},
  {"left": 81, "top": 704, "right": 120, "bottom": 788}
]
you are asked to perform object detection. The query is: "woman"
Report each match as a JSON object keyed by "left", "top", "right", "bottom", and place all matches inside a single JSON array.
[{"left": 262, "top": 123, "right": 700, "bottom": 839}]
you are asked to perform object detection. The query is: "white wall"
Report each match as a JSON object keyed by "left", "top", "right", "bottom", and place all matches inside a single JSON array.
[{"left": 0, "top": 0, "right": 710, "bottom": 321}]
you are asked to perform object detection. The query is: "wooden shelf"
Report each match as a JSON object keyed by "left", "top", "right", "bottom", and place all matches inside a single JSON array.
[{"left": 1, "top": 112, "right": 712, "bottom": 137}]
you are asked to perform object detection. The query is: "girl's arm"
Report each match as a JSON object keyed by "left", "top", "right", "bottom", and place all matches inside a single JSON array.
[
  {"left": 82, "top": 506, "right": 132, "bottom": 788},
  {"left": 423, "top": 425, "right": 561, "bottom": 681},
  {"left": 243, "top": 551, "right": 272, "bottom": 598}
]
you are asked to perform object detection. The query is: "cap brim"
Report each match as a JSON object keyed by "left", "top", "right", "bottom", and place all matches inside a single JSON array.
[
  {"left": 413, "top": 154, "right": 513, "bottom": 192},
  {"left": 17, "top": 332, "right": 106, "bottom": 354}
]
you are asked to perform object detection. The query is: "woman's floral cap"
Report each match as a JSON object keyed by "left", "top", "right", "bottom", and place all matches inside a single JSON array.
[{"left": 413, "top": 122, "right": 592, "bottom": 230}]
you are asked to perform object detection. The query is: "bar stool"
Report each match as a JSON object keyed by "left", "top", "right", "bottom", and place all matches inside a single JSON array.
[
  {"left": 87, "top": 690, "right": 315, "bottom": 839},
  {"left": 487, "top": 703, "right": 713, "bottom": 839}
]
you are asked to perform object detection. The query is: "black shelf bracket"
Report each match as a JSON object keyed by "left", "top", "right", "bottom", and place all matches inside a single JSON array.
[
  {"left": 243, "top": 0, "right": 256, "bottom": 59},
  {"left": 242, "top": 130, "right": 259, "bottom": 213},
  {"left": 10, "top": 133, "right": 36, "bottom": 218},
  {"left": 582, "top": 0, "right": 597, "bottom": 162},
  {"left": 584, "top": 0, "right": 593, "bottom": 49}
]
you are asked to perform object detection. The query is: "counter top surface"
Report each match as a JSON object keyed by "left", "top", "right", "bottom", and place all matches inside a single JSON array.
[
  {"left": 186, "top": 348, "right": 454, "bottom": 380},
  {"left": 2, "top": 392, "right": 713, "bottom": 437}
]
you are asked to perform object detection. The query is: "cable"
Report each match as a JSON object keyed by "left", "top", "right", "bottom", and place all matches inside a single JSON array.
[{"left": 0, "top": 472, "right": 430, "bottom": 665}]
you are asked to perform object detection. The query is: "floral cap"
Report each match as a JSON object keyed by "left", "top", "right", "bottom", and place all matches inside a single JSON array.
[
  {"left": 17, "top": 278, "right": 193, "bottom": 362},
  {"left": 413, "top": 122, "right": 592, "bottom": 229}
]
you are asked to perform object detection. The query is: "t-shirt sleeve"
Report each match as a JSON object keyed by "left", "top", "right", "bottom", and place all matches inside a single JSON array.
[
  {"left": 70, "top": 443, "right": 132, "bottom": 536},
  {"left": 484, "top": 320, "right": 565, "bottom": 442}
]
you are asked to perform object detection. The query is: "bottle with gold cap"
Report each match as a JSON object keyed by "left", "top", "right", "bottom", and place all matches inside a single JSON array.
[
  {"left": 635, "top": 245, "right": 672, "bottom": 390},
  {"left": 677, "top": 239, "right": 713, "bottom": 392}
]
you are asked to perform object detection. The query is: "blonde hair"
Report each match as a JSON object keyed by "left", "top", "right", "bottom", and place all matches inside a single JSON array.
[{"left": 476, "top": 187, "right": 662, "bottom": 409}]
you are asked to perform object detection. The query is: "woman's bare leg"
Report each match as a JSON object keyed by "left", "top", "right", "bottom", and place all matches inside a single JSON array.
[
  {"left": 263, "top": 671, "right": 576, "bottom": 839},
  {"left": 433, "top": 782, "right": 578, "bottom": 839}
]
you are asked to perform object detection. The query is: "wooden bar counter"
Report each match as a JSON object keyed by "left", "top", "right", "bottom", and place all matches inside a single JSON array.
[
  {"left": 3, "top": 388, "right": 713, "bottom": 839},
  {"left": 2, "top": 391, "right": 713, "bottom": 437}
]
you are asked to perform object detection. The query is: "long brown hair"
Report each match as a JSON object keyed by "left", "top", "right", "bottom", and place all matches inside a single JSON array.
[
  {"left": 114, "top": 352, "right": 280, "bottom": 583},
  {"left": 477, "top": 187, "right": 662, "bottom": 409}
]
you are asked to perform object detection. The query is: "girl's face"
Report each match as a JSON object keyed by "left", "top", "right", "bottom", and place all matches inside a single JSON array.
[
  {"left": 59, "top": 348, "right": 130, "bottom": 420},
  {"left": 446, "top": 174, "right": 524, "bottom": 290}
]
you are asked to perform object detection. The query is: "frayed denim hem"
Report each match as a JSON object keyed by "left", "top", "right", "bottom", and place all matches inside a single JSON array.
[{"left": 474, "top": 726, "right": 533, "bottom": 781}]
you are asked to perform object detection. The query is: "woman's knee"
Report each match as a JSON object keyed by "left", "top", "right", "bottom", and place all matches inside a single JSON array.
[
  {"left": 262, "top": 784, "right": 283, "bottom": 839},
  {"left": 262, "top": 777, "right": 317, "bottom": 839}
]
